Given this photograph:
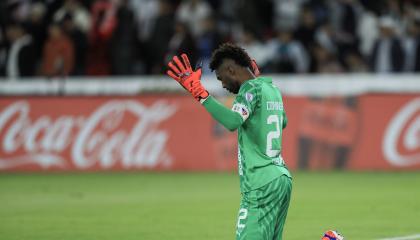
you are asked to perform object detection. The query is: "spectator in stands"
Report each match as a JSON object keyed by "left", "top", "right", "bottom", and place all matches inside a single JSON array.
[
  {"left": 165, "top": 21, "right": 197, "bottom": 71},
  {"left": 110, "top": 0, "right": 138, "bottom": 75},
  {"left": 233, "top": 0, "right": 265, "bottom": 38},
  {"left": 3, "top": 0, "right": 420, "bottom": 77},
  {"left": 294, "top": 6, "right": 317, "bottom": 52},
  {"left": 128, "top": 0, "right": 160, "bottom": 74},
  {"left": 54, "top": 0, "right": 91, "bottom": 33},
  {"left": 86, "top": 0, "right": 117, "bottom": 75},
  {"left": 402, "top": 19, "right": 420, "bottom": 72},
  {"left": 61, "top": 13, "right": 87, "bottom": 76},
  {"left": 316, "top": 22, "right": 337, "bottom": 51},
  {"left": 239, "top": 28, "right": 271, "bottom": 71},
  {"left": 273, "top": 0, "right": 307, "bottom": 31},
  {"left": 330, "top": 0, "right": 362, "bottom": 60},
  {"left": 4, "top": 22, "right": 36, "bottom": 79},
  {"left": 0, "top": 10, "right": 5, "bottom": 76},
  {"left": 357, "top": 10, "right": 379, "bottom": 57},
  {"left": 0, "top": 1, "right": 8, "bottom": 25},
  {"left": 196, "top": 15, "right": 223, "bottom": 74},
  {"left": 42, "top": 23, "right": 74, "bottom": 77},
  {"left": 303, "top": 0, "right": 329, "bottom": 24},
  {"left": 344, "top": 51, "right": 369, "bottom": 72},
  {"left": 266, "top": 29, "right": 309, "bottom": 73},
  {"left": 313, "top": 43, "right": 344, "bottom": 73},
  {"left": 23, "top": 2, "right": 47, "bottom": 71},
  {"left": 359, "top": 0, "right": 386, "bottom": 16},
  {"left": 147, "top": 0, "right": 175, "bottom": 74},
  {"left": 217, "top": 0, "right": 236, "bottom": 36},
  {"left": 386, "top": 0, "right": 404, "bottom": 20},
  {"left": 176, "top": 0, "right": 212, "bottom": 38},
  {"left": 5, "top": 0, "right": 31, "bottom": 23},
  {"left": 0, "top": 29, "right": 6, "bottom": 77},
  {"left": 130, "top": 0, "right": 159, "bottom": 42},
  {"left": 370, "top": 16, "right": 405, "bottom": 73}
]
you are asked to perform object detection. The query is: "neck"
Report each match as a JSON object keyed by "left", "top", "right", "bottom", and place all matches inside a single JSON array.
[{"left": 238, "top": 68, "right": 256, "bottom": 84}]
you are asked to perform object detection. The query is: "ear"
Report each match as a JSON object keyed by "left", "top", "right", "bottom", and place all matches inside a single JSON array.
[{"left": 227, "top": 65, "right": 235, "bottom": 75}]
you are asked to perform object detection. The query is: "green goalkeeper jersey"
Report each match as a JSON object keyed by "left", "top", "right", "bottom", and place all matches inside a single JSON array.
[{"left": 203, "top": 77, "right": 291, "bottom": 193}]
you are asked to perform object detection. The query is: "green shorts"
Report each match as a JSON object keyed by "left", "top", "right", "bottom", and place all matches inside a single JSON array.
[{"left": 236, "top": 175, "right": 292, "bottom": 240}]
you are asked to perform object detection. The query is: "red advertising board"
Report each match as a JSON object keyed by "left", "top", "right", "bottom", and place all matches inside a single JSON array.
[
  {"left": 282, "top": 95, "right": 420, "bottom": 170},
  {"left": 0, "top": 94, "right": 418, "bottom": 172}
]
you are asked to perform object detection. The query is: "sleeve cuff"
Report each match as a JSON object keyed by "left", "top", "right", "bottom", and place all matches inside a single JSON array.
[{"left": 200, "top": 96, "right": 210, "bottom": 104}]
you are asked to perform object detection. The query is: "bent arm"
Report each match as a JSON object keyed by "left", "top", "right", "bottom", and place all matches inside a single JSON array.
[{"left": 202, "top": 96, "right": 243, "bottom": 131}]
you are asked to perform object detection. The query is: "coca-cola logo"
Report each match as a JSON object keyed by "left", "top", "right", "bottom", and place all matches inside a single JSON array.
[
  {"left": 383, "top": 98, "right": 420, "bottom": 166},
  {"left": 0, "top": 100, "right": 177, "bottom": 170}
]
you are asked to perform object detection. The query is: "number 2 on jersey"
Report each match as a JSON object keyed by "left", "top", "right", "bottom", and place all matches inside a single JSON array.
[{"left": 266, "top": 114, "right": 282, "bottom": 157}]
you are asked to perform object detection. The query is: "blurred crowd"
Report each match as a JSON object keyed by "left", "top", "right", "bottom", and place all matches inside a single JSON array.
[{"left": 1, "top": 0, "right": 420, "bottom": 79}]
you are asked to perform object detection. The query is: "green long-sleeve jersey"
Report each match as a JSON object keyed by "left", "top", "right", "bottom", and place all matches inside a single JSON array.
[{"left": 202, "top": 77, "right": 291, "bottom": 193}]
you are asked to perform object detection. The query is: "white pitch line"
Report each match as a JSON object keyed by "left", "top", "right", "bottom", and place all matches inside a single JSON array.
[{"left": 378, "top": 234, "right": 420, "bottom": 240}]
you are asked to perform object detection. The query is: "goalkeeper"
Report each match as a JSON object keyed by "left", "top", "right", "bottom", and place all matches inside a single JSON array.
[{"left": 167, "top": 43, "right": 292, "bottom": 240}]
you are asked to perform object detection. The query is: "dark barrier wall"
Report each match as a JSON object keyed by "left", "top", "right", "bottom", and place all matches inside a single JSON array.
[{"left": 0, "top": 94, "right": 419, "bottom": 172}]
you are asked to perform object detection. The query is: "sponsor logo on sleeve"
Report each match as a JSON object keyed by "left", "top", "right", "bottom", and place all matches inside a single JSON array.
[{"left": 232, "top": 103, "right": 250, "bottom": 121}]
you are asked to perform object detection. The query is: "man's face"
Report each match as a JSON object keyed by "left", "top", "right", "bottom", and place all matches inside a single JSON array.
[{"left": 215, "top": 59, "right": 241, "bottom": 94}]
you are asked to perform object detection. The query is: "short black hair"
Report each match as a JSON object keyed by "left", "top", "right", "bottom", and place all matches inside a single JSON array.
[{"left": 209, "top": 43, "right": 252, "bottom": 71}]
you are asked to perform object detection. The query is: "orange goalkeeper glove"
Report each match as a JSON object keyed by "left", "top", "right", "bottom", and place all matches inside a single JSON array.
[{"left": 167, "top": 54, "right": 209, "bottom": 102}]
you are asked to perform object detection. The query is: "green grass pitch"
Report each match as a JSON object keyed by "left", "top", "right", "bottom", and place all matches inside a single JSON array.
[{"left": 0, "top": 171, "right": 419, "bottom": 240}]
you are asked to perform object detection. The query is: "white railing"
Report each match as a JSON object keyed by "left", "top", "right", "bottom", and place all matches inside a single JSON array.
[{"left": 0, "top": 74, "right": 419, "bottom": 96}]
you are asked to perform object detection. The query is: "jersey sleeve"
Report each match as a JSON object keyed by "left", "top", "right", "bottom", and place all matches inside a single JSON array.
[
  {"left": 231, "top": 81, "right": 259, "bottom": 122},
  {"left": 201, "top": 81, "right": 260, "bottom": 131},
  {"left": 202, "top": 96, "right": 244, "bottom": 131},
  {"left": 282, "top": 110, "right": 287, "bottom": 129}
]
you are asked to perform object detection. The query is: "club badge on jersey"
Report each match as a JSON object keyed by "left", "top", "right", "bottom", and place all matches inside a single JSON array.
[{"left": 245, "top": 92, "right": 254, "bottom": 102}]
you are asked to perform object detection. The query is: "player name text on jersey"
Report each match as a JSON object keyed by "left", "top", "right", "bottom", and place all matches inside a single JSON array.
[{"left": 266, "top": 101, "right": 283, "bottom": 111}]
